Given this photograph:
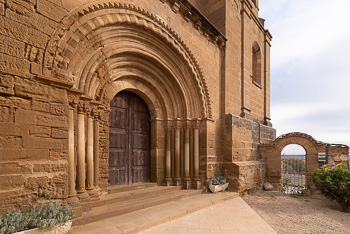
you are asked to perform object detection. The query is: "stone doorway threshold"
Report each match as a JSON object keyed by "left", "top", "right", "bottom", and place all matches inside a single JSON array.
[{"left": 70, "top": 185, "right": 275, "bottom": 233}]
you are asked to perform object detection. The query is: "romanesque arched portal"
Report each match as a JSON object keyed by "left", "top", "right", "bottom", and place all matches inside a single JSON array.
[{"left": 41, "top": 1, "right": 213, "bottom": 198}]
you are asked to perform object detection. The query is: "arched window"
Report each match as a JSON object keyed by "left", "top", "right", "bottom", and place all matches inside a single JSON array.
[{"left": 252, "top": 42, "right": 262, "bottom": 86}]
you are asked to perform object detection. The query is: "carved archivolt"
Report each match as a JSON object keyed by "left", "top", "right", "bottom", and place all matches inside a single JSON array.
[{"left": 42, "top": 1, "right": 212, "bottom": 119}]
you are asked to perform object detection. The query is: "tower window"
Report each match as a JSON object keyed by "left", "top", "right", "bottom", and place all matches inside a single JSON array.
[{"left": 252, "top": 42, "right": 262, "bottom": 86}]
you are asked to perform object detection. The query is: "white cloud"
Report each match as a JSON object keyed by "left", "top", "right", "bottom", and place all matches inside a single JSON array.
[
  {"left": 260, "top": 0, "right": 350, "bottom": 152},
  {"left": 261, "top": 0, "right": 350, "bottom": 69}
]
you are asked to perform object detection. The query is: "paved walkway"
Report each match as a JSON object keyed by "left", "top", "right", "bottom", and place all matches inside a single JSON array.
[
  {"left": 138, "top": 197, "right": 276, "bottom": 234},
  {"left": 71, "top": 197, "right": 276, "bottom": 234}
]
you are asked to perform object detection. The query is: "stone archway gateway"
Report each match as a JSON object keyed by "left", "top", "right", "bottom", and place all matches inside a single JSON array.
[
  {"left": 259, "top": 132, "right": 349, "bottom": 190},
  {"left": 108, "top": 91, "right": 151, "bottom": 186}
]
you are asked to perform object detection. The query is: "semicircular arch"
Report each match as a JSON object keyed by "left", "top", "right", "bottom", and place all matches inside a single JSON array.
[
  {"left": 273, "top": 132, "right": 319, "bottom": 155},
  {"left": 43, "top": 1, "right": 212, "bottom": 119}
]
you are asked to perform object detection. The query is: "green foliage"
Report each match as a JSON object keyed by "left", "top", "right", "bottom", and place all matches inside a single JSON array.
[
  {"left": 311, "top": 163, "right": 350, "bottom": 212},
  {"left": 208, "top": 175, "right": 227, "bottom": 186},
  {"left": 0, "top": 201, "right": 72, "bottom": 234},
  {"left": 0, "top": 209, "right": 27, "bottom": 234}
]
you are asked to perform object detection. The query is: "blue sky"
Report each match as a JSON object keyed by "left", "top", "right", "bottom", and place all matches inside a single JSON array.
[{"left": 259, "top": 0, "right": 350, "bottom": 154}]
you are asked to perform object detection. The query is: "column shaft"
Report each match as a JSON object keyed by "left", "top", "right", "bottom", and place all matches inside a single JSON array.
[
  {"left": 77, "top": 112, "right": 86, "bottom": 193},
  {"left": 94, "top": 118, "right": 99, "bottom": 187},
  {"left": 86, "top": 116, "right": 94, "bottom": 190},
  {"left": 174, "top": 128, "right": 180, "bottom": 179},
  {"left": 193, "top": 128, "right": 199, "bottom": 179},
  {"left": 68, "top": 108, "right": 75, "bottom": 197},
  {"left": 165, "top": 128, "right": 171, "bottom": 179},
  {"left": 184, "top": 128, "right": 190, "bottom": 178}
]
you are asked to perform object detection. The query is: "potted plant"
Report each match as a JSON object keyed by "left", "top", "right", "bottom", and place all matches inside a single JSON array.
[
  {"left": 0, "top": 201, "right": 73, "bottom": 234},
  {"left": 208, "top": 175, "right": 229, "bottom": 193}
]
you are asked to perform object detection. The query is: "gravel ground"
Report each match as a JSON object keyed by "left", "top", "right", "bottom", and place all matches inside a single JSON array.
[{"left": 242, "top": 191, "right": 350, "bottom": 234}]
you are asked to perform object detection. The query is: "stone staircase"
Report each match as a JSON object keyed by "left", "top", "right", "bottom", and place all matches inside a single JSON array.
[{"left": 71, "top": 183, "right": 239, "bottom": 233}]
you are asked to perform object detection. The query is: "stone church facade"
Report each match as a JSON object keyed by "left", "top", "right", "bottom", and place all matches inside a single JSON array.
[{"left": 0, "top": 0, "right": 275, "bottom": 212}]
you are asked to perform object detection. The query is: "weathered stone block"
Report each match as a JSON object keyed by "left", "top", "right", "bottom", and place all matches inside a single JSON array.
[
  {"left": 36, "top": 113, "right": 67, "bottom": 128},
  {"left": 14, "top": 78, "right": 68, "bottom": 103},
  {"left": 26, "top": 149, "right": 50, "bottom": 160},
  {"left": 0, "top": 53, "right": 30, "bottom": 78},
  {"left": 32, "top": 100, "right": 50, "bottom": 112},
  {"left": 37, "top": 0, "right": 67, "bottom": 22},
  {"left": 51, "top": 127, "right": 68, "bottom": 139},
  {"left": 15, "top": 109, "right": 36, "bottom": 124},
  {"left": 25, "top": 44, "right": 43, "bottom": 63},
  {"left": 5, "top": 1, "right": 58, "bottom": 36},
  {"left": 25, "top": 176, "right": 49, "bottom": 190},
  {"left": 0, "top": 0, "right": 4, "bottom": 16},
  {"left": 0, "top": 15, "right": 49, "bottom": 49},
  {"left": 50, "top": 103, "right": 67, "bottom": 115},
  {"left": 49, "top": 149, "right": 66, "bottom": 161},
  {"left": 0, "top": 34, "right": 25, "bottom": 58},
  {"left": 0, "top": 149, "right": 26, "bottom": 161},
  {"left": 30, "top": 125, "right": 51, "bottom": 137},
  {"left": 0, "top": 175, "right": 24, "bottom": 190},
  {"left": 0, "top": 162, "right": 32, "bottom": 175},
  {"left": 23, "top": 137, "right": 65, "bottom": 149},
  {"left": 0, "top": 106, "right": 12, "bottom": 123},
  {"left": 0, "top": 148, "right": 46, "bottom": 161},
  {"left": 0, "top": 136, "right": 23, "bottom": 149}
]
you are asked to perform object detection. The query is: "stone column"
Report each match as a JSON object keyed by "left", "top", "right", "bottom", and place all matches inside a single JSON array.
[
  {"left": 86, "top": 111, "right": 94, "bottom": 193},
  {"left": 193, "top": 121, "right": 200, "bottom": 189},
  {"left": 183, "top": 125, "right": 191, "bottom": 189},
  {"left": 68, "top": 106, "right": 76, "bottom": 198},
  {"left": 77, "top": 105, "right": 88, "bottom": 198},
  {"left": 164, "top": 126, "right": 172, "bottom": 186},
  {"left": 93, "top": 113, "right": 99, "bottom": 187},
  {"left": 174, "top": 125, "right": 181, "bottom": 186}
]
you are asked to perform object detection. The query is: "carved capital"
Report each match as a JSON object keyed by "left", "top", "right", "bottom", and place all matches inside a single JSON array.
[
  {"left": 77, "top": 103, "right": 85, "bottom": 114},
  {"left": 193, "top": 120, "right": 201, "bottom": 129}
]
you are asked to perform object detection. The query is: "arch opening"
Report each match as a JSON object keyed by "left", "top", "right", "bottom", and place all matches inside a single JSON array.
[
  {"left": 108, "top": 91, "right": 151, "bottom": 186},
  {"left": 281, "top": 144, "right": 306, "bottom": 194}
]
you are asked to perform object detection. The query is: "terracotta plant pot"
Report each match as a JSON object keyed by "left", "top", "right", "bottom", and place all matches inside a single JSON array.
[
  {"left": 15, "top": 220, "right": 72, "bottom": 234},
  {"left": 209, "top": 183, "right": 229, "bottom": 193}
]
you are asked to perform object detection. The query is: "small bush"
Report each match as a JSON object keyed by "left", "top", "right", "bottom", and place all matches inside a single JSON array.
[
  {"left": 0, "top": 201, "right": 72, "bottom": 234},
  {"left": 311, "top": 163, "right": 350, "bottom": 212},
  {"left": 208, "top": 175, "right": 227, "bottom": 186}
]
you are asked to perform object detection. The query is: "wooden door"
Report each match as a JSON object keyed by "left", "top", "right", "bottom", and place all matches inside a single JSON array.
[{"left": 109, "top": 91, "right": 151, "bottom": 186}]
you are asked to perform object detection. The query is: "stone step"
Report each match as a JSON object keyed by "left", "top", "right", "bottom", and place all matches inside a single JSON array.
[
  {"left": 70, "top": 192, "right": 239, "bottom": 234},
  {"left": 83, "top": 185, "right": 182, "bottom": 210},
  {"left": 73, "top": 187, "right": 201, "bottom": 226},
  {"left": 108, "top": 183, "right": 157, "bottom": 194}
]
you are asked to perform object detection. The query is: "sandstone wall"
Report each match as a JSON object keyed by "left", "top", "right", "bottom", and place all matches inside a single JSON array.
[
  {"left": 222, "top": 114, "right": 275, "bottom": 193},
  {"left": 0, "top": 0, "right": 274, "bottom": 212}
]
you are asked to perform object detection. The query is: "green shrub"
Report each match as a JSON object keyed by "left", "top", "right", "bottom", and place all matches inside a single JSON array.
[
  {"left": 0, "top": 201, "right": 72, "bottom": 234},
  {"left": 311, "top": 163, "right": 350, "bottom": 212},
  {"left": 208, "top": 175, "right": 227, "bottom": 185}
]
